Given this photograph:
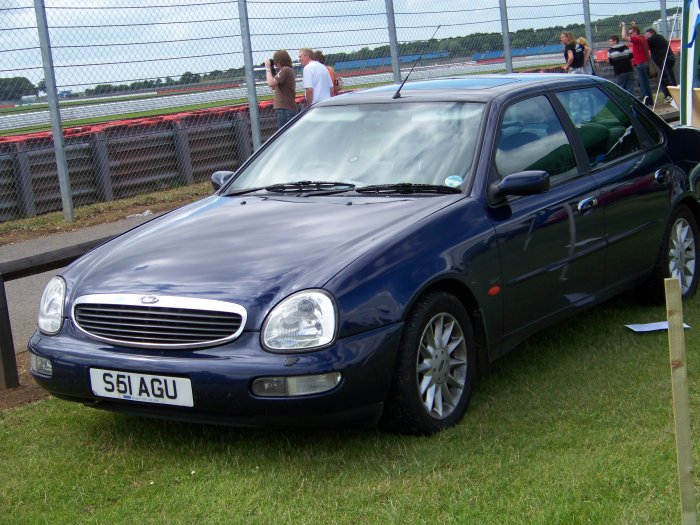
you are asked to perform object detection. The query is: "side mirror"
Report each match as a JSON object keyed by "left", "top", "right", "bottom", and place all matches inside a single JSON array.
[
  {"left": 488, "top": 170, "right": 550, "bottom": 203},
  {"left": 210, "top": 171, "right": 235, "bottom": 192}
]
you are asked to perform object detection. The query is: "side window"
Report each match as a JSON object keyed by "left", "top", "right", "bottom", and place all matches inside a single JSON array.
[
  {"left": 495, "top": 96, "right": 577, "bottom": 184},
  {"left": 635, "top": 111, "right": 663, "bottom": 146},
  {"left": 556, "top": 88, "right": 641, "bottom": 169},
  {"left": 607, "top": 87, "right": 663, "bottom": 146}
]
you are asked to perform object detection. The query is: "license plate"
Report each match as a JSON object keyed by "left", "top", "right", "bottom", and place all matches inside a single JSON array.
[{"left": 89, "top": 368, "right": 193, "bottom": 407}]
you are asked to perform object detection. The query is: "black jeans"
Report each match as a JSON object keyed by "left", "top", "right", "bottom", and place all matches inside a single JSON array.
[{"left": 657, "top": 59, "right": 677, "bottom": 99}]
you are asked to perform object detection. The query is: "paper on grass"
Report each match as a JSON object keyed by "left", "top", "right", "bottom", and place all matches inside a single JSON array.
[{"left": 625, "top": 322, "right": 691, "bottom": 332}]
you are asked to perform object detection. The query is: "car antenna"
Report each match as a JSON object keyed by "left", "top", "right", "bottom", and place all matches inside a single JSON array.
[{"left": 393, "top": 25, "right": 442, "bottom": 100}]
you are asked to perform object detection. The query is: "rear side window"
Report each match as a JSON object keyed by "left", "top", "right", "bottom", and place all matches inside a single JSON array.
[
  {"left": 495, "top": 96, "right": 577, "bottom": 184},
  {"left": 556, "top": 88, "right": 641, "bottom": 169},
  {"left": 635, "top": 111, "right": 663, "bottom": 145}
]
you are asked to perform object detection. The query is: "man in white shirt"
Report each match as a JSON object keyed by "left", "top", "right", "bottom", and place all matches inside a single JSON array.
[{"left": 298, "top": 48, "right": 332, "bottom": 107}]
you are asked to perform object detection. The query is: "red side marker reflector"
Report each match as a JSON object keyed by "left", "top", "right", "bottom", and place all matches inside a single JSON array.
[{"left": 488, "top": 285, "right": 501, "bottom": 296}]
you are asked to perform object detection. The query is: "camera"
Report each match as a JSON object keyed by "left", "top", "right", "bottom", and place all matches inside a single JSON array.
[{"left": 269, "top": 59, "right": 276, "bottom": 75}]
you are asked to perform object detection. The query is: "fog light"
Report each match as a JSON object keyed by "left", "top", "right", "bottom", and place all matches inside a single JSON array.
[
  {"left": 29, "top": 353, "right": 53, "bottom": 377},
  {"left": 252, "top": 372, "right": 341, "bottom": 397}
]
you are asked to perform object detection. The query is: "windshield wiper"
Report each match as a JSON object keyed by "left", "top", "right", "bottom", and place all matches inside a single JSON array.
[
  {"left": 225, "top": 186, "right": 267, "bottom": 196},
  {"left": 264, "top": 181, "right": 356, "bottom": 194},
  {"left": 356, "top": 183, "right": 461, "bottom": 194}
]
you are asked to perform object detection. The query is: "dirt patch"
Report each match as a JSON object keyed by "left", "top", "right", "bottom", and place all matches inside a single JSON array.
[{"left": 0, "top": 352, "right": 49, "bottom": 410}]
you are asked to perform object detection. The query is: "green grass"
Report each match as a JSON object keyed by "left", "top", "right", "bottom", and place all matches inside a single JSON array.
[{"left": 1, "top": 292, "right": 698, "bottom": 524}]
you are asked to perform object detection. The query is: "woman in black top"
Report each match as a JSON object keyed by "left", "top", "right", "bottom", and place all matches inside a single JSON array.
[{"left": 560, "top": 32, "right": 584, "bottom": 74}]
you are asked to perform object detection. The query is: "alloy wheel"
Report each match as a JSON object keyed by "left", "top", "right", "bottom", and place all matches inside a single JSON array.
[
  {"left": 668, "top": 217, "right": 697, "bottom": 295},
  {"left": 416, "top": 313, "right": 468, "bottom": 419}
]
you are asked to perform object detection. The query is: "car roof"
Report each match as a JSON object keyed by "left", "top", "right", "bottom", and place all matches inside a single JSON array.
[{"left": 319, "top": 73, "right": 607, "bottom": 105}]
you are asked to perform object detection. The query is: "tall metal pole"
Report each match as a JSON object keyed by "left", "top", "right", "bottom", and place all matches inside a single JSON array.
[
  {"left": 385, "top": 0, "right": 402, "bottom": 84},
  {"left": 34, "top": 0, "right": 73, "bottom": 222},
  {"left": 582, "top": 0, "right": 593, "bottom": 48},
  {"left": 659, "top": 0, "right": 669, "bottom": 39},
  {"left": 498, "top": 0, "right": 513, "bottom": 73},
  {"left": 238, "top": 0, "right": 261, "bottom": 151}
]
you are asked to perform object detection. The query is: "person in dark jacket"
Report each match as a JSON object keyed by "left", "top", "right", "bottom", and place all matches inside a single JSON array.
[
  {"left": 607, "top": 35, "right": 634, "bottom": 94},
  {"left": 644, "top": 27, "right": 678, "bottom": 103}
]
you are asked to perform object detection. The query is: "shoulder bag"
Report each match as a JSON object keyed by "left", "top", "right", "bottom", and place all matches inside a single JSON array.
[{"left": 642, "top": 39, "right": 659, "bottom": 79}]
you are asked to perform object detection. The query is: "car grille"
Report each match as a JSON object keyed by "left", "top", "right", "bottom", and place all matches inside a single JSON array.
[{"left": 72, "top": 294, "right": 247, "bottom": 349}]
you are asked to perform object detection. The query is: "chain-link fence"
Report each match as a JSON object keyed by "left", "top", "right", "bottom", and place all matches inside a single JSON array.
[{"left": 0, "top": 0, "right": 683, "bottom": 223}]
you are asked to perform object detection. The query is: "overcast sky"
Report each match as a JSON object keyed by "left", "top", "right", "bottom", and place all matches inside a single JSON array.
[{"left": 0, "top": 0, "right": 684, "bottom": 90}]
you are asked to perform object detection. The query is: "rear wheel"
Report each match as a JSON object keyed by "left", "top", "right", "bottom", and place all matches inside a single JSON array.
[
  {"left": 650, "top": 205, "right": 698, "bottom": 300},
  {"left": 668, "top": 208, "right": 698, "bottom": 297},
  {"left": 381, "top": 291, "right": 477, "bottom": 435}
]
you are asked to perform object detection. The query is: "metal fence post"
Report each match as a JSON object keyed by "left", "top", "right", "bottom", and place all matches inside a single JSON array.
[
  {"left": 172, "top": 120, "right": 195, "bottom": 186},
  {"left": 499, "top": 0, "right": 513, "bottom": 73},
  {"left": 659, "top": 0, "right": 669, "bottom": 38},
  {"left": 91, "top": 131, "right": 113, "bottom": 202},
  {"left": 13, "top": 141, "right": 36, "bottom": 218},
  {"left": 385, "top": 0, "right": 402, "bottom": 84},
  {"left": 34, "top": 0, "right": 74, "bottom": 222},
  {"left": 238, "top": 0, "right": 261, "bottom": 151},
  {"left": 582, "top": 0, "right": 593, "bottom": 47}
]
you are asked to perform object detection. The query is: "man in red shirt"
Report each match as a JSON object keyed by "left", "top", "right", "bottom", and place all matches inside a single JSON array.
[{"left": 621, "top": 22, "right": 653, "bottom": 106}]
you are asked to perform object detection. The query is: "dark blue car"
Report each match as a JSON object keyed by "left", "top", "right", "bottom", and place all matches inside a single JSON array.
[{"left": 29, "top": 75, "right": 700, "bottom": 434}]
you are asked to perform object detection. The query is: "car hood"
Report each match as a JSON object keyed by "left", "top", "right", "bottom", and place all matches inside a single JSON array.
[{"left": 67, "top": 194, "right": 462, "bottom": 324}]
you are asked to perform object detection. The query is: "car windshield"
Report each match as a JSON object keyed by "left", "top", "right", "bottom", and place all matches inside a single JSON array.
[{"left": 226, "top": 102, "right": 484, "bottom": 192}]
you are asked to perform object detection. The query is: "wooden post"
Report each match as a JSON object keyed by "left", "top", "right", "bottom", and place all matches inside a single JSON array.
[
  {"left": 664, "top": 278, "right": 697, "bottom": 525},
  {"left": 0, "top": 274, "right": 20, "bottom": 389}
]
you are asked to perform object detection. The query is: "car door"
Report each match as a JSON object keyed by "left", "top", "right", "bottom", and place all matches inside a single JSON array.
[
  {"left": 489, "top": 95, "right": 607, "bottom": 346},
  {"left": 555, "top": 87, "right": 673, "bottom": 289}
]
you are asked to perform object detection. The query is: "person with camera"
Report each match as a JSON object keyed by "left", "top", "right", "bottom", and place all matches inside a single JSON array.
[{"left": 264, "top": 50, "right": 298, "bottom": 129}]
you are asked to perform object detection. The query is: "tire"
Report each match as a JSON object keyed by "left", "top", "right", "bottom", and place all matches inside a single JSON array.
[
  {"left": 381, "top": 291, "right": 477, "bottom": 435},
  {"left": 650, "top": 205, "right": 698, "bottom": 300}
]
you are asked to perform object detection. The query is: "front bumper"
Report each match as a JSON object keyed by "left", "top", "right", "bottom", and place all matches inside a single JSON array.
[{"left": 28, "top": 320, "right": 403, "bottom": 428}]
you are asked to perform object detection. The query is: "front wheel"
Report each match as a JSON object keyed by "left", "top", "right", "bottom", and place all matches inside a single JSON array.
[{"left": 381, "top": 291, "right": 477, "bottom": 435}]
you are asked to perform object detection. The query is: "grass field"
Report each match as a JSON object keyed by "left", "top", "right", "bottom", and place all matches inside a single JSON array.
[{"left": 1, "top": 291, "right": 697, "bottom": 524}]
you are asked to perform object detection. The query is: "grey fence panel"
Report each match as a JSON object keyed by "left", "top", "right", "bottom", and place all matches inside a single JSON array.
[
  {"left": 107, "top": 133, "right": 181, "bottom": 199},
  {"left": 179, "top": 112, "right": 244, "bottom": 181}
]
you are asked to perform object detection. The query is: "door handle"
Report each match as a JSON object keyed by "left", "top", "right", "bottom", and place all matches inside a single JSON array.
[{"left": 577, "top": 196, "right": 598, "bottom": 214}]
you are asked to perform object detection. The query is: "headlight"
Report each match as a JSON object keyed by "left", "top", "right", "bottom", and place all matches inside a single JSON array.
[
  {"left": 38, "top": 276, "right": 66, "bottom": 335},
  {"left": 262, "top": 290, "right": 336, "bottom": 352}
]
